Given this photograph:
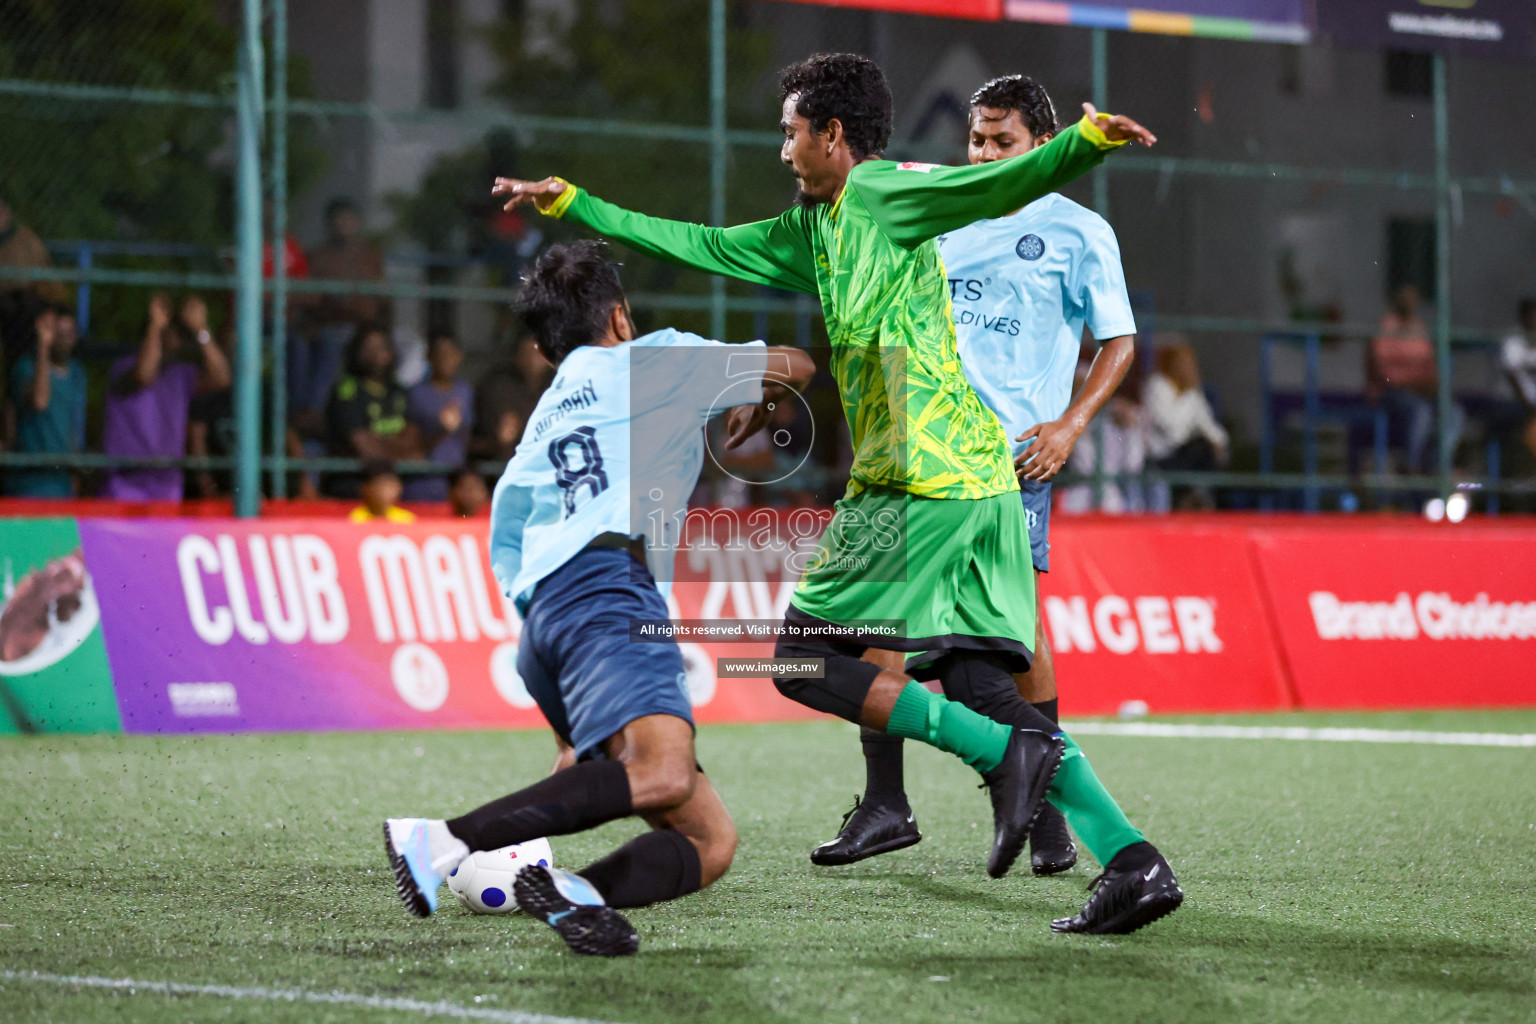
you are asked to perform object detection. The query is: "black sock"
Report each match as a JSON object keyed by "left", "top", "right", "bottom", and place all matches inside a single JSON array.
[
  {"left": 1105, "top": 840, "right": 1159, "bottom": 872},
  {"left": 579, "top": 829, "right": 703, "bottom": 909},
  {"left": 446, "top": 759, "right": 632, "bottom": 851},
  {"left": 860, "top": 727, "right": 907, "bottom": 802},
  {"left": 1031, "top": 698, "right": 1059, "bottom": 726}
]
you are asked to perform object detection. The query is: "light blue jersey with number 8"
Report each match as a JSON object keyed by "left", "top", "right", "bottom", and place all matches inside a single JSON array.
[{"left": 490, "top": 330, "right": 768, "bottom": 613}]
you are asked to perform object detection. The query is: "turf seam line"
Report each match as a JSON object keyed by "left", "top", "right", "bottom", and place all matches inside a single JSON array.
[
  {"left": 1060, "top": 722, "right": 1536, "bottom": 747},
  {"left": 0, "top": 969, "right": 626, "bottom": 1024}
]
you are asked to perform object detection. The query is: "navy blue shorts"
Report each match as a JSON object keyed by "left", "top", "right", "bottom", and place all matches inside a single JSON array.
[
  {"left": 1019, "top": 480, "right": 1051, "bottom": 572},
  {"left": 517, "top": 547, "right": 694, "bottom": 760}
]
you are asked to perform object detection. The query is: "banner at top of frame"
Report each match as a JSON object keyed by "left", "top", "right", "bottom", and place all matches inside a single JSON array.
[{"left": 778, "top": 0, "right": 1311, "bottom": 42}]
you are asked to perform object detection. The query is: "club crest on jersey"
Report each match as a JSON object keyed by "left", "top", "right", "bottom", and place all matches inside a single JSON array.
[
  {"left": 1016, "top": 234, "right": 1046, "bottom": 261},
  {"left": 897, "top": 161, "right": 937, "bottom": 173}
]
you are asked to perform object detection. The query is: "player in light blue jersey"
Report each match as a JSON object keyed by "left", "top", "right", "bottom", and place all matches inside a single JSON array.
[
  {"left": 386, "top": 241, "right": 814, "bottom": 956},
  {"left": 816, "top": 77, "right": 1166, "bottom": 923}
]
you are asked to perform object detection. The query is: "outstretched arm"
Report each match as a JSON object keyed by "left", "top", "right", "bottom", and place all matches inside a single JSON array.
[
  {"left": 856, "top": 106, "right": 1155, "bottom": 249},
  {"left": 494, "top": 177, "right": 819, "bottom": 296}
]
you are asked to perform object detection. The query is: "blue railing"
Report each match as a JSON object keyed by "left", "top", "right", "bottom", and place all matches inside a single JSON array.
[{"left": 1258, "top": 332, "right": 1507, "bottom": 513}]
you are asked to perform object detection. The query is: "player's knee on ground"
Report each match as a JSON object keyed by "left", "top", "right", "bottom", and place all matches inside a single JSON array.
[
  {"left": 641, "top": 772, "right": 737, "bottom": 890},
  {"left": 607, "top": 714, "right": 700, "bottom": 811},
  {"left": 673, "top": 772, "right": 736, "bottom": 888}
]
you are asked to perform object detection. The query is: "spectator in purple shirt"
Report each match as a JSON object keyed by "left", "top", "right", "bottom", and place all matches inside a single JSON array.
[
  {"left": 403, "top": 332, "right": 475, "bottom": 501},
  {"left": 100, "top": 293, "right": 231, "bottom": 501}
]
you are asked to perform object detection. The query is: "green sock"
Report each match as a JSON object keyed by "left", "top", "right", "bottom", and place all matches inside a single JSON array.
[
  {"left": 884, "top": 681, "right": 1010, "bottom": 773},
  {"left": 1047, "top": 734, "right": 1146, "bottom": 865}
]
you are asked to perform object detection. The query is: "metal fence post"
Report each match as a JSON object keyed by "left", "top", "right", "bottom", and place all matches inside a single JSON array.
[
  {"left": 709, "top": 0, "right": 728, "bottom": 342},
  {"left": 1433, "top": 52, "right": 1453, "bottom": 500},
  {"left": 76, "top": 245, "right": 92, "bottom": 337},
  {"left": 1303, "top": 332, "right": 1320, "bottom": 512},
  {"left": 1090, "top": 26, "right": 1109, "bottom": 510},
  {"left": 1091, "top": 27, "right": 1109, "bottom": 221},
  {"left": 234, "top": 0, "right": 265, "bottom": 517},
  {"left": 268, "top": 0, "right": 289, "bottom": 500}
]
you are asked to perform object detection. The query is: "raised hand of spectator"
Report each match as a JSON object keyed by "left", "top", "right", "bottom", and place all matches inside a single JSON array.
[
  {"left": 180, "top": 295, "right": 210, "bottom": 338},
  {"left": 496, "top": 410, "right": 523, "bottom": 448},
  {"left": 28, "top": 307, "right": 58, "bottom": 413},
  {"left": 191, "top": 320, "right": 232, "bottom": 395},
  {"left": 148, "top": 293, "right": 173, "bottom": 333},
  {"left": 440, "top": 400, "right": 464, "bottom": 435},
  {"left": 34, "top": 308, "right": 56, "bottom": 354},
  {"left": 130, "top": 293, "right": 175, "bottom": 390}
]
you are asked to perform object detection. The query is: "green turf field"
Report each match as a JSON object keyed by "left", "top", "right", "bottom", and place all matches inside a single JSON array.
[{"left": 2, "top": 711, "right": 1533, "bottom": 1024}]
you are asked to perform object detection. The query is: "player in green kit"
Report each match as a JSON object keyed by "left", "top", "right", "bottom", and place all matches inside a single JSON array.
[{"left": 495, "top": 53, "right": 1181, "bottom": 933}]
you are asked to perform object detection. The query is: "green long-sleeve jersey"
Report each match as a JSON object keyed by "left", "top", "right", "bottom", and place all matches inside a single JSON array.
[{"left": 542, "top": 114, "right": 1127, "bottom": 500}]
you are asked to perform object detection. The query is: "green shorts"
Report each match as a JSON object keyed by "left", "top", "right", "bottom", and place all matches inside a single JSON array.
[{"left": 789, "top": 485, "right": 1036, "bottom": 669}]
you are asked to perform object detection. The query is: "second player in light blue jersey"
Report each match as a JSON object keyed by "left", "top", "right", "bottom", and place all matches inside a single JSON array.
[
  {"left": 816, "top": 77, "right": 1176, "bottom": 925},
  {"left": 386, "top": 240, "right": 815, "bottom": 956},
  {"left": 939, "top": 193, "right": 1134, "bottom": 489}
]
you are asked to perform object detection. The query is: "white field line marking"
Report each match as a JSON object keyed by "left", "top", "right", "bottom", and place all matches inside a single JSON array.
[
  {"left": 0, "top": 970, "right": 625, "bottom": 1024},
  {"left": 1061, "top": 721, "right": 1536, "bottom": 748}
]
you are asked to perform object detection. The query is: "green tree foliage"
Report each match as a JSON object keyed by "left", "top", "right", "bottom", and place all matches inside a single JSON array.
[
  {"left": 0, "top": 0, "right": 236, "bottom": 243},
  {"left": 390, "top": 0, "right": 791, "bottom": 337},
  {"left": 0, "top": 0, "right": 325, "bottom": 342}
]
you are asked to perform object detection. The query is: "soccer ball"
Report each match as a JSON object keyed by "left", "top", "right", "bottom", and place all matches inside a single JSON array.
[{"left": 446, "top": 837, "right": 554, "bottom": 914}]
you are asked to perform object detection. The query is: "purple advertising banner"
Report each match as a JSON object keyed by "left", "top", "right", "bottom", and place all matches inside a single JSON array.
[
  {"left": 1318, "top": 0, "right": 1536, "bottom": 62},
  {"left": 1072, "top": 0, "right": 1305, "bottom": 19},
  {"left": 78, "top": 518, "right": 547, "bottom": 735},
  {"left": 71, "top": 516, "right": 818, "bottom": 736}
]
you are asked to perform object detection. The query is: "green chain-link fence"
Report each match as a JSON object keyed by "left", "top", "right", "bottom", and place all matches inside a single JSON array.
[{"left": 1, "top": 0, "right": 1533, "bottom": 514}]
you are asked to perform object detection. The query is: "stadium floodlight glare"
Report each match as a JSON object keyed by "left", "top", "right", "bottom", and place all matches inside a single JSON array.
[{"left": 1446, "top": 492, "right": 1470, "bottom": 524}]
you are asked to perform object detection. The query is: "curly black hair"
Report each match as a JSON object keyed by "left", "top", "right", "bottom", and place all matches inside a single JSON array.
[
  {"left": 344, "top": 321, "right": 395, "bottom": 378},
  {"left": 779, "top": 53, "right": 892, "bottom": 161},
  {"left": 970, "top": 74, "right": 1060, "bottom": 141},
  {"left": 515, "top": 239, "right": 627, "bottom": 365}
]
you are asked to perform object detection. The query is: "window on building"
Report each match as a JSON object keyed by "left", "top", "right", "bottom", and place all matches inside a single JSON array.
[
  {"left": 1384, "top": 49, "right": 1433, "bottom": 100},
  {"left": 1386, "top": 217, "right": 1436, "bottom": 303},
  {"left": 426, "top": 0, "right": 461, "bottom": 110},
  {"left": 1279, "top": 46, "right": 1300, "bottom": 96}
]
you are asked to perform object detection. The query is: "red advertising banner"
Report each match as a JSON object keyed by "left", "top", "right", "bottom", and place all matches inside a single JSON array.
[
  {"left": 1041, "top": 518, "right": 1294, "bottom": 714},
  {"left": 1249, "top": 522, "right": 1536, "bottom": 709},
  {"left": 776, "top": 0, "right": 1003, "bottom": 20}
]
